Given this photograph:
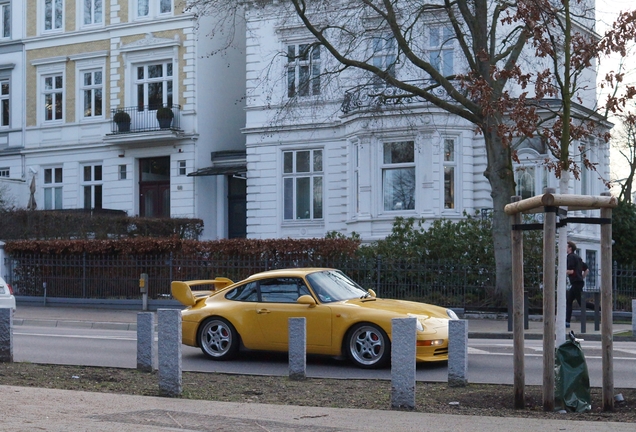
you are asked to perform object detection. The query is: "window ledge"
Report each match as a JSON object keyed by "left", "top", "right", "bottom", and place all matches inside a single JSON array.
[{"left": 282, "top": 220, "right": 325, "bottom": 227}]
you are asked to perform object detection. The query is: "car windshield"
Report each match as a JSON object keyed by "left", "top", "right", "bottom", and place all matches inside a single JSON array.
[{"left": 306, "top": 270, "right": 370, "bottom": 303}]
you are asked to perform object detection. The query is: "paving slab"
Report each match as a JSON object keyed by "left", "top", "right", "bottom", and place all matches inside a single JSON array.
[{"left": 1, "top": 385, "right": 634, "bottom": 432}]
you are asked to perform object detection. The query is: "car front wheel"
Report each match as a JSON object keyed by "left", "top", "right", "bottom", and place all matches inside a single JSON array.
[
  {"left": 346, "top": 323, "right": 390, "bottom": 368},
  {"left": 197, "top": 317, "right": 239, "bottom": 360}
]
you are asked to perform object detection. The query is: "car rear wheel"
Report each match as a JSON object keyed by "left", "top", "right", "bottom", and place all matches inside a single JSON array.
[
  {"left": 197, "top": 317, "right": 239, "bottom": 360},
  {"left": 346, "top": 323, "right": 390, "bottom": 368}
]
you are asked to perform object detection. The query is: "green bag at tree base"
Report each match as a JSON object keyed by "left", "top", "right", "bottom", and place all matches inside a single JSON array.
[{"left": 554, "top": 332, "right": 591, "bottom": 412}]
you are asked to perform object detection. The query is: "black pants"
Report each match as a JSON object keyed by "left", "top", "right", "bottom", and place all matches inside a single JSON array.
[{"left": 566, "top": 281, "right": 584, "bottom": 323}]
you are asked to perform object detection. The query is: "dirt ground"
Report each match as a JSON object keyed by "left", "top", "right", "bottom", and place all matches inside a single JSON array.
[{"left": 1, "top": 362, "right": 635, "bottom": 422}]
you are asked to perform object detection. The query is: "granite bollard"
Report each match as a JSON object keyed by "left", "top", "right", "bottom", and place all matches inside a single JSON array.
[
  {"left": 137, "top": 312, "right": 155, "bottom": 372},
  {"left": 288, "top": 317, "right": 306, "bottom": 380},
  {"left": 391, "top": 317, "right": 416, "bottom": 410},
  {"left": 632, "top": 300, "right": 636, "bottom": 336},
  {"left": 448, "top": 319, "right": 468, "bottom": 387},
  {"left": 0, "top": 308, "right": 12, "bottom": 363},
  {"left": 158, "top": 309, "right": 182, "bottom": 397}
]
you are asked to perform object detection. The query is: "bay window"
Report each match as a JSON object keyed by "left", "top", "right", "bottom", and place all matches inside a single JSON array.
[
  {"left": 382, "top": 141, "right": 415, "bottom": 211},
  {"left": 443, "top": 138, "right": 456, "bottom": 209}
]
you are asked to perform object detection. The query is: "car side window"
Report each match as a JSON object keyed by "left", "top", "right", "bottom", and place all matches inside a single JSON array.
[
  {"left": 225, "top": 281, "right": 258, "bottom": 302},
  {"left": 259, "top": 277, "right": 310, "bottom": 303}
]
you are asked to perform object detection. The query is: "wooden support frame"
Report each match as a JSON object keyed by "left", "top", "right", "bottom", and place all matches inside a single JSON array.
[{"left": 506, "top": 191, "right": 617, "bottom": 412}]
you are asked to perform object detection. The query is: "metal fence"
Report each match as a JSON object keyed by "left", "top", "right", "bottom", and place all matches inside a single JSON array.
[{"left": 4, "top": 253, "right": 634, "bottom": 312}]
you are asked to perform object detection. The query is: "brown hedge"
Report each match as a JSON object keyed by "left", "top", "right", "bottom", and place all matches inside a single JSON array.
[
  {"left": 0, "top": 209, "right": 203, "bottom": 240},
  {"left": 4, "top": 237, "right": 361, "bottom": 259}
]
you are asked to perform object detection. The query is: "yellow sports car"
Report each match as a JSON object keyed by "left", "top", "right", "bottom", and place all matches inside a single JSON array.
[{"left": 171, "top": 268, "right": 458, "bottom": 368}]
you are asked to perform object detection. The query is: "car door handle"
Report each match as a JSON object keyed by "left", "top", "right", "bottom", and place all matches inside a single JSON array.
[{"left": 257, "top": 309, "right": 270, "bottom": 314}]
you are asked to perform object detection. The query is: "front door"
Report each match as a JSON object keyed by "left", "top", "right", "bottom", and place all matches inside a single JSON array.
[
  {"left": 227, "top": 175, "right": 246, "bottom": 238},
  {"left": 139, "top": 157, "right": 170, "bottom": 217}
]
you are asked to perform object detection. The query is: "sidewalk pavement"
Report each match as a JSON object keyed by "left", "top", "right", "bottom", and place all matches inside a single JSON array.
[
  {"left": 3, "top": 384, "right": 635, "bottom": 432},
  {"left": 4, "top": 305, "right": 635, "bottom": 431},
  {"left": 11, "top": 304, "right": 635, "bottom": 340}
]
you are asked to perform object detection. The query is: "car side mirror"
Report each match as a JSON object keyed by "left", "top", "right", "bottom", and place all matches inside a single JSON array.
[
  {"left": 297, "top": 294, "right": 317, "bottom": 307},
  {"left": 367, "top": 289, "right": 377, "bottom": 298}
]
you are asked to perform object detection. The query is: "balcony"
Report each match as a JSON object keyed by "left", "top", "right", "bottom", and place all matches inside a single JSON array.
[
  {"left": 109, "top": 105, "right": 182, "bottom": 134},
  {"left": 341, "top": 79, "right": 457, "bottom": 114}
]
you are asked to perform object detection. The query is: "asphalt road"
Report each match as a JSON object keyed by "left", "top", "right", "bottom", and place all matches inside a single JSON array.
[{"left": 12, "top": 325, "right": 636, "bottom": 387}]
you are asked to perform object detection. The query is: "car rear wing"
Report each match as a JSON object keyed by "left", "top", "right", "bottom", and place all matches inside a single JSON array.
[{"left": 171, "top": 278, "right": 234, "bottom": 306}]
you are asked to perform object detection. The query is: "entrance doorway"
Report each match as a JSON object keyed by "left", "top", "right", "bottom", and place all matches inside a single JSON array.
[
  {"left": 227, "top": 175, "right": 246, "bottom": 238},
  {"left": 139, "top": 157, "right": 170, "bottom": 217}
]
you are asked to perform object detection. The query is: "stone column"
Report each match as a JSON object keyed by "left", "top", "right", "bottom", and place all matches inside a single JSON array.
[
  {"left": 0, "top": 308, "right": 12, "bottom": 362},
  {"left": 137, "top": 312, "right": 155, "bottom": 372},
  {"left": 288, "top": 317, "right": 306, "bottom": 380},
  {"left": 448, "top": 320, "right": 468, "bottom": 387},
  {"left": 391, "top": 318, "right": 416, "bottom": 410},
  {"left": 158, "top": 309, "right": 182, "bottom": 397}
]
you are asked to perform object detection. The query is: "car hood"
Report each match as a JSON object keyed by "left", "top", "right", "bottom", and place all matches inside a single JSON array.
[{"left": 341, "top": 297, "right": 450, "bottom": 322}]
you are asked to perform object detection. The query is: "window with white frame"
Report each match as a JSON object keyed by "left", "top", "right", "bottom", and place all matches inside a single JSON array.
[
  {"left": 118, "top": 164, "right": 127, "bottom": 180},
  {"left": 283, "top": 149, "right": 323, "bottom": 220},
  {"left": 178, "top": 160, "right": 186, "bottom": 176},
  {"left": 371, "top": 36, "right": 396, "bottom": 86},
  {"left": 514, "top": 137, "right": 549, "bottom": 199},
  {"left": 0, "top": 167, "right": 8, "bottom": 177},
  {"left": 136, "top": 0, "right": 172, "bottom": 19},
  {"left": 44, "top": 167, "right": 63, "bottom": 209},
  {"left": 80, "top": 69, "right": 103, "bottom": 118},
  {"left": 1, "top": 2, "right": 10, "bottom": 38},
  {"left": 514, "top": 165, "right": 548, "bottom": 200},
  {"left": 82, "top": 164, "right": 102, "bottom": 209},
  {"left": 287, "top": 43, "right": 321, "bottom": 98},
  {"left": 429, "top": 26, "right": 454, "bottom": 77},
  {"left": 136, "top": 62, "right": 173, "bottom": 110},
  {"left": 382, "top": 141, "right": 415, "bottom": 211},
  {"left": 354, "top": 143, "right": 360, "bottom": 214},
  {"left": 443, "top": 138, "right": 457, "bottom": 209},
  {"left": 82, "top": 0, "right": 103, "bottom": 26},
  {"left": 0, "top": 79, "right": 8, "bottom": 127},
  {"left": 43, "top": 73, "right": 64, "bottom": 121},
  {"left": 44, "top": 0, "right": 63, "bottom": 31}
]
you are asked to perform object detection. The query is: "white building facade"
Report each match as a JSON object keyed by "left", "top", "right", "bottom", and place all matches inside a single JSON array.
[
  {"left": 0, "top": 0, "right": 247, "bottom": 239},
  {"left": 0, "top": 1, "right": 611, "bottom": 279},
  {"left": 241, "top": 3, "right": 609, "bottom": 280}
]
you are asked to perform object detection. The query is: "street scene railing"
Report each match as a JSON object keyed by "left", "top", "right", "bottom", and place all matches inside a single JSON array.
[{"left": 4, "top": 253, "right": 633, "bottom": 312}]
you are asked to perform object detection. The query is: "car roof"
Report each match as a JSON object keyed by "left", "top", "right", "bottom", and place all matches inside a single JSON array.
[{"left": 244, "top": 268, "right": 335, "bottom": 280}]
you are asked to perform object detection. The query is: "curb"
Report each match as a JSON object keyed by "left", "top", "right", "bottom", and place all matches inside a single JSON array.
[{"left": 13, "top": 319, "right": 138, "bottom": 331}]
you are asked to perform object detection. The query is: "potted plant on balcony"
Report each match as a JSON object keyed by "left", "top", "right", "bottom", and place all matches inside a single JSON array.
[
  {"left": 156, "top": 107, "right": 174, "bottom": 129},
  {"left": 113, "top": 110, "right": 131, "bottom": 132}
]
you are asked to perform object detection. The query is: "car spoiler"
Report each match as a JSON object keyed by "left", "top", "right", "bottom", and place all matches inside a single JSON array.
[{"left": 171, "top": 278, "right": 234, "bottom": 307}]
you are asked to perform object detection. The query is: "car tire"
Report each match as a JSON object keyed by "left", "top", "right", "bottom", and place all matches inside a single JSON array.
[
  {"left": 345, "top": 323, "right": 391, "bottom": 369},
  {"left": 197, "top": 317, "right": 240, "bottom": 360}
]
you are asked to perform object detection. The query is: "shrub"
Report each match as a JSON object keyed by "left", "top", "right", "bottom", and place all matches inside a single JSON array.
[
  {"left": 113, "top": 110, "right": 131, "bottom": 123},
  {"left": 156, "top": 107, "right": 174, "bottom": 120}
]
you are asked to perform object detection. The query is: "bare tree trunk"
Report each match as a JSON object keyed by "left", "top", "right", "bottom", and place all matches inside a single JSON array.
[{"left": 484, "top": 128, "right": 515, "bottom": 297}]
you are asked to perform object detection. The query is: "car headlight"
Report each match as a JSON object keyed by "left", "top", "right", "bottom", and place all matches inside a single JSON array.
[{"left": 447, "top": 309, "right": 459, "bottom": 320}]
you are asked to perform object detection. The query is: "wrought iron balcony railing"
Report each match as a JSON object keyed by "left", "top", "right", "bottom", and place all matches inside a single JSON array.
[
  {"left": 110, "top": 104, "right": 182, "bottom": 134},
  {"left": 341, "top": 79, "right": 457, "bottom": 114}
]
